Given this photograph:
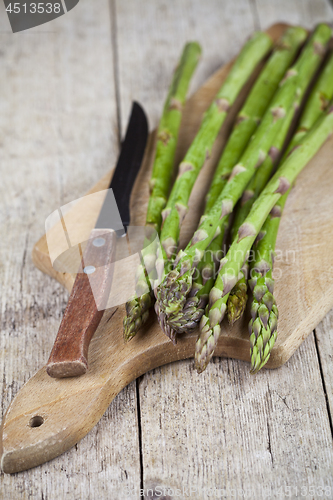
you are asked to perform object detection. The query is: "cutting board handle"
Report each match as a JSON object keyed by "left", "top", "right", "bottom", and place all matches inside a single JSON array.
[{"left": 0, "top": 316, "right": 207, "bottom": 474}]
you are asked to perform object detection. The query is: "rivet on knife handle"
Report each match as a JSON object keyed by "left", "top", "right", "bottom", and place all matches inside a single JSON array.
[{"left": 46, "top": 228, "right": 116, "bottom": 378}]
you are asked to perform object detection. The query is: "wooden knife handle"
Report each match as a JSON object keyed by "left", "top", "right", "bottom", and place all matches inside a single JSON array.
[{"left": 46, "top": 228, "right": 117, "bottom": 378}]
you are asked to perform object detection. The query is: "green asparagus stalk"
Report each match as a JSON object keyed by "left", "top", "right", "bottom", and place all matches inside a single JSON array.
[
  {"left": 284, "top": 51, "right": 333, "bottom": 153},
  {"left": 249, "top": 50, "right": 333, "bottom": 373},
  {"left": 147, "top": 42, "right": 202, "bottom": 232},
  {"left": 123, "top": 42, "right": 202, "bottom": 341},
  {"left": 227, "top": 25, "right": 332, "bottom": 325},
  {"left": 155, "top": 29, "right": 315, "bottom": 333},
  {"left": 248, "top": 194, "right": 286, "bottom": 374},
  {"left": 196, "top": 101, "right": 333, "bottom": 373},
  {"left": 160, "top": 27, "right": 307, "bottom": 339},
  {"left": 157, "top": 32, "right": 273, "bottom": 268},
  {"left": 153, "top": 32, "right": 273, "bottom": 341},
  {"left": 231, "top": 25, "right": 331, "bottom": 234},
  {"left": 205, "top": 26, "right": 307, "bottom": 213}
]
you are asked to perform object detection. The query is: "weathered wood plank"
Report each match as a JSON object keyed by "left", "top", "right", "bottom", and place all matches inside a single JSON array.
[
  {"left": 138, "top": 337, "right": 333, "bottom": 497},
  {"left": 0, "top": 0, "right": 141, "bottom": 496},
  {"left": 254, "top": 0, "right": 333, "bottom": 30},
  {"left": 256, "top": 0, "right": 333, "bottom": 481},
  {"left": 114, "top": 0, "right": 256, "bottom": 135},
  {"left": 114, "top": 3, "right": 255, "bottom": 495}
]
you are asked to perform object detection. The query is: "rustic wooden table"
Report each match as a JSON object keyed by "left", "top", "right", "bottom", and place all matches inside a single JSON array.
[{"left": 1, "top": 1, "right": 333, "bottom": 498}]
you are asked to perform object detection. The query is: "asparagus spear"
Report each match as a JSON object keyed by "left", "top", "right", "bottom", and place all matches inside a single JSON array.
[
  {"left": 147, "top": 42, "right": 202, "bottom": 232},
  {"left": 205, "top": 26, "right": 307, "bottom": 213},
  {"left": 155, "top": 28, "right": 315, "bottom": 334},
  {"left": 248, "top": 194, "right": 286, "bottom": 374},
  {"left": 161, "top": 26, "right": 307, "bottom": 338},
  {"left": 249, "top": 50, "right": 333, "bottom": 373},
  {"left": 227, "top": 24, "right": 332, "bottom": 325},
  {"left": 123, "top": 42, "right": 202, "bottom": 341},
  {"left": 231, "top": 25, "right": 331, "bottom": 234},
  {"left": 284, "top": 50, "right": 333, "bottom": 153},
  {"left": 196, "top": 101, "right": 333, "bottom": 373}
]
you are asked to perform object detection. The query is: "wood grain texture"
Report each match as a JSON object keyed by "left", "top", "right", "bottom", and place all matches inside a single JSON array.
[
  {"left": 1, "top": 0, "right": 333, "bottom": 496},
  {"left": 139, "top": 336, "right": 333, "bottom": 496}
]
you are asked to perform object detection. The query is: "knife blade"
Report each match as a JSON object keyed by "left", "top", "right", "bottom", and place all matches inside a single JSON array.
[{"left": 46, "top": 102, "right": 148, "bottom": 379}]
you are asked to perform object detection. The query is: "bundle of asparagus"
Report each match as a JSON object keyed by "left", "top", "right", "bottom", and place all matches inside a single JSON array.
[
  {"left": 166, "top": 26, "right": 308, "bottom": 339},
  {"left": 122, "top": 23, "right": 333, "bottom": 377},
  {"left": 154, "top": 33, "right": 273, "bottom": 336},
  {"left": 155, "top": 24, "right": 331, "bottom": 338},
  {"left": 124, "top": 31, "right": 272, "bottom": 341}
]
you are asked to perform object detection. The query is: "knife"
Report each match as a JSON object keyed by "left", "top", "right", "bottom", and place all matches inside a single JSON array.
[{"left": 46, "top": 102, "right": 148, "bottom": 379}]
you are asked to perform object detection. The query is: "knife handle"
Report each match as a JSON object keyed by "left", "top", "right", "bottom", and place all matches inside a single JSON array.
[{"left": 46, "top": 228, "right": 117, "bottom": 378}]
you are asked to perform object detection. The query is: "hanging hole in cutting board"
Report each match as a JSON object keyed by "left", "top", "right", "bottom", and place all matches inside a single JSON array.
[{"left": 29, "top": 416, "right": 44, "bottom": 428}]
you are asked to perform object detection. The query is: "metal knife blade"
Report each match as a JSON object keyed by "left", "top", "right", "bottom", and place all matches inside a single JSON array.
[{"left": 96, "top": 101, "right": 148, "bottom": 232}]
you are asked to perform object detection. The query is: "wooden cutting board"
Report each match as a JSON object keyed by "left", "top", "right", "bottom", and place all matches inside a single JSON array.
[{"left": 2, "top": 22, "right": 333, "bottom": 474}]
